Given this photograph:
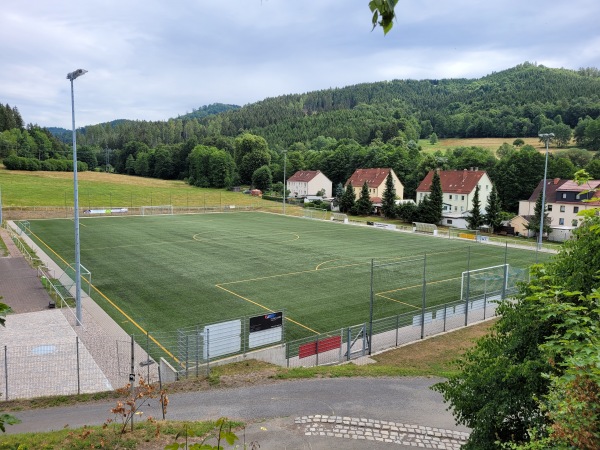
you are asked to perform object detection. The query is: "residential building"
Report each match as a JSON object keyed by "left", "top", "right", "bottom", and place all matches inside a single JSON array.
[
  {"left": 345, "top": 168, "right": 404, "bottom": 207},
  {"left": 517, "top": 178, "right": 600, "bottom": 241},
  {"left": 416, "top": 169, "right": 493, "bottom": 228},
  {"left": 287, "top": 170, "right": 332, "bottom": 198}
]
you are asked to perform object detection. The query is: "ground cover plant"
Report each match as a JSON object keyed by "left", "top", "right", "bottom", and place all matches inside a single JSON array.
[{"left": 24, "top": 212, "right": 548, "bottom": 350}]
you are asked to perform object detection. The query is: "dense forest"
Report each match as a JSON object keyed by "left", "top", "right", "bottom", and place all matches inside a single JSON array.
[{"left": 2, "top": 63, "right": 600, "bottom": 213}]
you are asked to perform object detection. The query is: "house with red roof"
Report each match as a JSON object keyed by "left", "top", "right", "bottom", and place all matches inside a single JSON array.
[
  {"left": 517, "top": 178, "right": 600, "bottom": 241},
  {"left": 287, "top": 170, "right": 332, "bottom": 198},
  {"left": 416, "top": 169, "right": 493, "bottom": 228},
  {"left": 345, "top": 168, "right": 404, "bottom": 207}
]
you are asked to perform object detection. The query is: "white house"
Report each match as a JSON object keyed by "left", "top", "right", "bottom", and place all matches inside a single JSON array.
[
  {"left": 345, "top": 168, "right": 404, "bottom": 205},
  {"left": 518, "top": 178, "right": 600, "bottom": 241},
  {"left": 287, "top": 170, "right": 332, "bottom": 198},
  {"left": 416, "top": 169, "right": 493, "bottom": 228}
]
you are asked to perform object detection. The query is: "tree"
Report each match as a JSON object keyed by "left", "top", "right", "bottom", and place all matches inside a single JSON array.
[
  {"left": 429, "top": 132, "right": 438, "bottom": 145},
  {"left": 484, "top": 185, "right": 502, "bottom": 233},
  {"left": 539, "top": 124, "right": 572, "bottom": 148},
  {"left": 434, "top": 216, "right": 600, "bottom": 449},
  {"left": 512, "top": 138, "right": 525, "bottom": 147},
  {"left": 428, "top": 170, "right": 443, "bottom": 224},
  {"left": 251, "top": 165, "right": 272, "bottom": 192},
  {"left": 526, "top": 192, "right": 551, "bottom": 238},
  {"left": 239, "top": 149, "right": 271, "bottom": 184},
  {"left": 355, "top": 182, "right": 373, "bottom": 215},
  {"left": 466, "top": 185, "right": 483, "bottom": 230},
  {"left": 381, "top": 172, "right": 397, "bottom": 218},
  {"left": 339, "top": 182, "right": 356, "bottom": 213}
]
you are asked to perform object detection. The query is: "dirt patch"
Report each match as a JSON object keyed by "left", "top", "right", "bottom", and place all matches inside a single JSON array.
[{"left": 372, "top": 319, "right": 496, "bottom": 372}]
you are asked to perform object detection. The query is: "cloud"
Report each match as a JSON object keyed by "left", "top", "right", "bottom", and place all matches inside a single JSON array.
[{"left": 1, "top": 0, "right": 598, "bottom": 129}]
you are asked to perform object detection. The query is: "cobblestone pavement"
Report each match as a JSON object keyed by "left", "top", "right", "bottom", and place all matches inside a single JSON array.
[{"left": 297, "top": 415, "right": 468, "bottom": 449}]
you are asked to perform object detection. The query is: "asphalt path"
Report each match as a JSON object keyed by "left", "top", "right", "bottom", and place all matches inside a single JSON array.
[{"left": 6, "top": 376, "right": 468, "bottom": 449}]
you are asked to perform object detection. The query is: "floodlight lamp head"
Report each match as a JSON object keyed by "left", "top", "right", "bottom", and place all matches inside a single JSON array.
[{"left": 66, "top": 69, "right": 88, "bottom": 81}]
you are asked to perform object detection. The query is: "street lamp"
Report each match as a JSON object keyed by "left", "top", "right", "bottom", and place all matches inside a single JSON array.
[
  {"left": 537, "top": 133, "right": 554, "bottom": 251},
  {"left": 67, "top": 68, "right": 87, "bottom": 326},
  {"left": 282, "top": 150, "right": 287, "bottom": 215}
]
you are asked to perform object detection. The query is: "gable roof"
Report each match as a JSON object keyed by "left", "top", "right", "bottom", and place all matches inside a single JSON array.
[
  {"left": 287, "top": 170, "right": 326, "bottom": 183},
  {"left": 527, "top": 178, "right": 567, "bottom": 202},
  {"left": 416, "top": 170, "right": 487, "bottom": 194},
  {"left": 345, "top": 168, "right": 394, "bottom": 188},
  {"left": 527, "top": 178, "right": 600, "bottom": 202}
]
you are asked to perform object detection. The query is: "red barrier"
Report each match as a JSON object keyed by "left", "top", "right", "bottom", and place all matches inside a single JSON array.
[{"left": 299, "top": 336, "right": 341, "bottom": 359}]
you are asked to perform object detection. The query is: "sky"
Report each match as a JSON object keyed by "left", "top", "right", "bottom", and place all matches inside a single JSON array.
[{"left": 2, "top": 0, "right": 599, "bottom": 129}]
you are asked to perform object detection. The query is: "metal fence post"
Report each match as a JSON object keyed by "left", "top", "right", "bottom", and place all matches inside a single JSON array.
[
  {"left": 206, "top": 328, "right": 210, "bottom": 377},
  {"left": 443, "top": 301, "right": 448, "bottom": 332},
  {"left": 464, "top": 247, "right": 471, "bottom": 326},
  {"left": 196, "top": 327, "right": 200, "bottom": 378},
  {"left": 346, "top": 328, "right": 351, "bottom": 361},
  {"left": 76, "top": 337, "right": 81, "bottom": 395},
  {"left": 315, "top": 336, "right": 319, "bottom": 367},
  {"left": 420, "top": 253, "right": 427, "bottom": 339},
  {"left": 338, "top": 329, "right": 343, "bottom": 363},
  {"left": 185, "top": 335, "right": 189, "bottom": 379},
  {"left": 395, "top": 315, "right": 399, "bottom": 347},
  {"left": 146, "top": 331, "right": 150, "bottom": 382},
  {"left": 130, "top": 334, "right": 135, "bottom": 432},
  {"left": 4, "top": 345, "right": 8, "bottom": 401}
]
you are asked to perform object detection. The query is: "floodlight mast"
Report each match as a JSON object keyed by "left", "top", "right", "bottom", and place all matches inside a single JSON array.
[
  {"left": 67, "top": 68, "right": 87, "bottom": 326},
  {"left": 537, "top": 133, "right": 554, "bottom": 252}
]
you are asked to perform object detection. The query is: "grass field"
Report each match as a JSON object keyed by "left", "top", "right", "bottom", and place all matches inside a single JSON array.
[
  {"left": 418, "top": 137, "right": 589, "bottom": 155},
  {"left": 24, "top": 212, "right": 549, "bottom": 347},
  {"left": 0, "top": 168, "right": 270, "bottom": 208}
]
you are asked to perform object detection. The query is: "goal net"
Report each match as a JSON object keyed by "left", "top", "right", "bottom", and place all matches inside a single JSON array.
[
  {"left": 461, "top": 264, "right": 508, "bottom": 303},
  {"left": 303, "top": 208, "right": 327, "bottom": 220},
  {"left": 141, "top": 205, "right": 173, "bottom": 216}
]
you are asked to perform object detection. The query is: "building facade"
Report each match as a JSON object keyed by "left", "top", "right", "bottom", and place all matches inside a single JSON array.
[
  {"left": 517, "top": 178, "right": 600, "bottom": 241},
  {"left": 287, "top": 170, "right": 332, "bottom": 198},
  {"left": 416, "top": 169, "right": 493, "bottom": 228},
  {"left": 345, "top": 168, "right": 404, "bottom": 205}
]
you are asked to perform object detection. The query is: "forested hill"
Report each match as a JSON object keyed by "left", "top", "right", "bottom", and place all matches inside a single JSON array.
[
  {"left": 43, "top": 63, "right": 600, "bottom": 150},
  {"left": 201, "top": 62, "right": 600, "bottom": 148}
]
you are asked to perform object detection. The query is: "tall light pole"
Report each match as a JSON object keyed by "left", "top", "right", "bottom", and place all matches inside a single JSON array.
[
  {"left": 537, "top": 133, "right": 554, "bottom": 251},
  {"left": 67, "top": 68, "right": 87, "bottom": 326},
  {"left": 282, "top": 150, "right": 287, "bottom": 215}
]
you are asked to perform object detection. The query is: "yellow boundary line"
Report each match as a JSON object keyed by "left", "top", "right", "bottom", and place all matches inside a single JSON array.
[
  {"left": 215, "top": 284, "right": 319, "bottom": 334},
  {"left": 28, "top": 230, "right": 178, "bottom": 363}
]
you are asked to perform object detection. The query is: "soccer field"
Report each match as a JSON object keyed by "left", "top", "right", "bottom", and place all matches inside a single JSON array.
[{"left": 25, "top": 212, "right": 548, "bottom": 342}]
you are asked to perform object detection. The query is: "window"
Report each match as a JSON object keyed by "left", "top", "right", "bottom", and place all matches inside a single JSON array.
[
  {"left": 449, "top": 194, "right": 453, "bottom": 200},
  {"left": 559, "top": 218, "right": 565, "bottom": 225},
  {"left": 560, "top": 205, "right": 565, "bottom": 212},
  {"left": 461, "top": 195, "right": 465, "bottom": 201},
  {"left": 547, "top": 204, "right": 553, "bottom": 211},
  {"left": 486, "top": 185, "right": 489, "bottom": 190},
  {"left": 562, "top": 193, "right": 567, "bottom": 199},
  {"left": 454, "top": 206, "right": 457, "bottom": 211},
  {"left": 447, "top": 219, "right": 453, "bottom": 224},
  {"left": 572, "top": 219, "right": 578, "bottom": 227},
  {"left": 574, "top": 206, "right": 579, "bottom": 213},
  {"left": 460, "top": 206, "right": 464, "bottom": 211}
]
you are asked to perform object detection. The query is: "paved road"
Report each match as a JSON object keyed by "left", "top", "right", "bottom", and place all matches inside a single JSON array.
[{"left": 7, "top": 377, "right": 468, "bottom": 449}]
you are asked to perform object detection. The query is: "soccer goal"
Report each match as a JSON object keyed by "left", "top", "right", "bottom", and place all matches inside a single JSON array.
[
  {"left": 331, "top": 213, "right": 348, "bottom": 223},
  {"left": 141, "top": 205, "right": 174, "bottom": 216},
  {"left": 303, "top": 208, "right": 327, "bottom": 220},
  {"left": 461, "top": 264, "right": 509, "bottom": 303}
]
